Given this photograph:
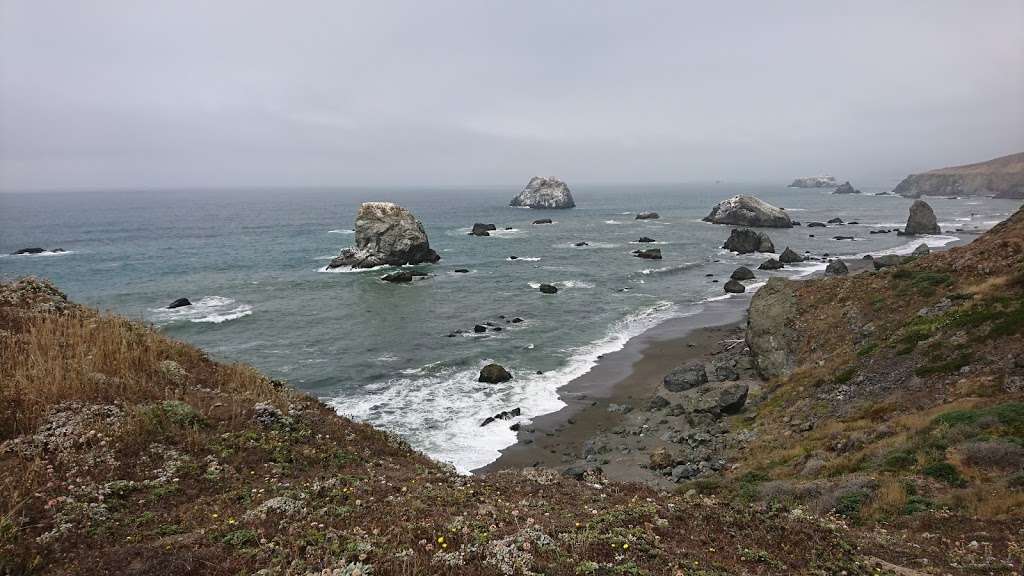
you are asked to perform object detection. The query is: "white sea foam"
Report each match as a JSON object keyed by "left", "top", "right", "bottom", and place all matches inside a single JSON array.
[
  {"left": 317, "top": 264, "right": 391, "bottom": 273},
  {"left": 508, "top": 256, "right": 541, "bottom": 262},
  {"left": 149, "top": 296, "right": 253, "bottom": 325},
  {"left": 2, "top": 249, "right": 76, "bottom": 258},
  {"left": 328, "top": 229, "right": 354, "bottom": 234},
  {"left": 329, "top": 300, "right": 687, "bottom": 473},
  {"left": 604, "top": 220, "right": 621, "bottom": 224}
]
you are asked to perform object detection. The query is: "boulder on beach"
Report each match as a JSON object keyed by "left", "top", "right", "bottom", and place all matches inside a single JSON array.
[
  {"left": 510, "top": 177, "right": 576, "bottom": 209},
  {"left": 680, "top": 382, "right": 749, "bottom": 416},
  {"left": 539, "top": 283, "right": 559, "bottom": 294},
  {"left": 825, "top": 259, "right": 849, "bottom": 276},
  {"left": 730, "top": 266, "right": 755, "bottom": 281},
  {"left": 778, "top": 247, "right": 804, "bottom": 263},
  {"left": 702, "top": 195, "right": 792, "bottom": 228},
  {"left": 832, "top": 181, "right": 861, "bottom": 194},
  {"left": 470, "top": 223, "right": 496, "bottom": 236},
  {"left": 724, "top": 279, "right": 746, "bottom": 294},
  {"left": 533, "top": 218, "right": 553, "bottom": 224},
  {"left": 327, "top": 202, "right": 440, "bottom": 269},
  {"left": 913, "top": 243, "right": 931, "bottom": 256},
  {"left": 872, "top": 254, "right": 906, "bottom": 270},
  {"left": 722, "top": 228, "right": 775, "bottom": 254},
  {"left": 632, "top": 248, "right": 662, "bottom": 260},
  {"left": 635, "top": 212, "right": 660, "bottom": 220},
  {"left": 903, "top": 200, "right": 941, "bottom": 235},
  {"left": 758, "top": 258, "right": 784, "bottom": 270},
  {"left": 663, "top": 361, "right": 708, "bottom": 392},
  {"left": 167, "top": 298, "right": 192, "bottom": 309},
  {"left": 789, "top": 175, "right": 837, "bottom": 188},
  {"left": 478, "top": 363, "right": 512, "bottom": 384}
]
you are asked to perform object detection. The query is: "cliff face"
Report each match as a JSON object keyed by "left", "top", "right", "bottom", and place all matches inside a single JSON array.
[{"left": 892, "top": 152, "right": 1024, "bottom": 198}]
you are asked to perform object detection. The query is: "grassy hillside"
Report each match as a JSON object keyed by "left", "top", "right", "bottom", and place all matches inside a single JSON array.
[{"left": 1, "top": 279, "right": 875, "bottom": 575}]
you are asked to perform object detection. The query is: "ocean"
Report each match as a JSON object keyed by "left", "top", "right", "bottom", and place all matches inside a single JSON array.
[{"left": 2, "top": 183, "right": 1019, "bottom": 471}]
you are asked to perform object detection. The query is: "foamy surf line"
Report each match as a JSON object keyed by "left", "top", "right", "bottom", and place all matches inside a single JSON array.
[
  {"left": 148, "top": 296, "right": 252, "bottom": 325},
  {"left": 328, "top": 300, "right": 691, "bottom": 473}
]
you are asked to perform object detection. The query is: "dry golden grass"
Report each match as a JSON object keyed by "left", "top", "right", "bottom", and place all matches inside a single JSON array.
[{"left": 864, "top": 477, "right": 908, "bottom": 518}]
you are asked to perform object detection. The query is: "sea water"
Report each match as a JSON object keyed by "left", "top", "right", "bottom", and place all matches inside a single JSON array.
[{"left": 2, "top": 183, "right": 1019, "bottom": 471}]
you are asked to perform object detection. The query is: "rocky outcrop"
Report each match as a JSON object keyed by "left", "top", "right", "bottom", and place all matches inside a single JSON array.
[
  {"left": 678, "top": 383, "right": 749, "bottom": 415},
  {"left": 903, "top": 200, "right": 941, "bottom": 235},
  {"left": 746, "top": 277, "right": 797, "bottom": 379},
  {"left": 663, "top": 361, "right": 708, "bottom": 392},
  {"left": 758, "top": 258, "right": 784, "bottom": 271},
  {"left": 913, "top": 243, "right": 931, "bottom": 256},
  {"left": 470, "top": 223, "right": 496, "bottom": 236},
  {"left": 479, "top": 363, "right": 512, "bottom": 384},
  {"left": 539, "top": 284, "right": 558, "bottom": 294},
  {"left": 832, "top": 181, "right": 860, "bottom": 194},
  {"left": 789, "top": 176, "right": 837, "bottom": 188},
  {"left": 723, "top": 279, "right": 745, "bottom": 294},
  {"left": 381, "top": 271, "right": 414, "bottom": 283},
  {"left": 510, "top": 177, "right": 576, "bottom": 209},
  {"left": 892, "top": 152, "right": 1024, "bottom": 199},
  {"left": 703, "top": 196, "right": 792, "bottom": 228},
  {"left": 872, "top": 254, "right": 906, "bottom": 270},
  {"left": 167, "top": 298, "right": 192, "bottom": 309},
  {"left": 635, "top": 212, "right": 660, "bottom": 220},
  {"left": 327, "top": 202, "right": 440, "bottom": 269},
  {"left": 730, "top": 266, "right": 755, "bottom": 281},
  {"left": 722, "top": 229, "right": 775, "bottom": 254},
  {"left": 825, "top": 259, "right": 848, "bottom": 276},
  {"left": 778, "top": 247, "right": 804, "bottom": 263},
  {"left": 632, "top": 248, "right": 662, "bottom": 260}
]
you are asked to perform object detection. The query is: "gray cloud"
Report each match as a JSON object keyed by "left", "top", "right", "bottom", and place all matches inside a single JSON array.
[{"left": 2, "top": 0, "right": 1022, "bottom": 191}]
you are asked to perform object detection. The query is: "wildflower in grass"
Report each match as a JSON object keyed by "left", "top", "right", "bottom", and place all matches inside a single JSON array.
[
  {"left": 623, "top": 543, "right": 629, "bottom": 550},
  {"left": 437, "top": 536, "right": 444, "bottom": 544}
]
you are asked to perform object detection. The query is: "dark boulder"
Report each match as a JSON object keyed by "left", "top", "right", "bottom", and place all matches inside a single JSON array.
[
  {"left": 12, "top": 247, "right": 46, "bottom": 255},
  {"left": 825, "top": 259, "right": 849, "bottom": 276},
  {"left": 778, "top": 247, "right": 804, "bottom": 263},
  {"left": 539, "top": 284, "right": 559, "bottom": 294},
  {"left": 663, "top": 361, "right": 708, "bottom": 392},
  {"left": 479, "top": 363, "right": 513, "bottom": 384},
  {"left": 532, "top": 218, "right": 553, "bottom": 224},
  {"left": 454, "top": 268, "right": 469, "bottom": 273},
  {"left": 758, "top": 258, "right": 784, "bottom": 270},
  {"left": 904, "top": 200, "right": 941, "bottom": 235},
  {"left": 381, "top": 271, "right": 414, "bottom": 283},
  {"left": 574, "top": 241, "right": 589, "bottom": 247},
  {"left": 827, "top": 217, "right": 844, "bottom": 224},
  {"left": 723, "top": 279, "right": 746, "bottom": 293},
  {"left": 730, "top": 266, "right": 755, "bottom": 281},
  {"left": 167, "top": 298, "right": 192, "bottom": 309},
  {"left": 833, "top": 236, "right": 855, "bottom": 241},
  {"left": 807, "top": 222, "right": 826, "bottom": 228},
  {"left": 637, "top": 236, "right": 656, "bottom": 243},
  {"left": 872, "top": 254, "right": 906, "bottom": 269},
  {"left": 635, "top": 212, "right": 660, "bottom": 220},
  {"left": 473, "top": 324, "right": 487, "bottom": 333},
  {"left": 470, "top": 223, "right": 496, "bottom": 236},
  {"left": 722, "top": 228, "right": 774, "bottom": 254}
]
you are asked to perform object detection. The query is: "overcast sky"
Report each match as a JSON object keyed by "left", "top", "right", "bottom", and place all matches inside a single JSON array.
[{"left": 1, "top": 1, "right": 1022, "bottom": 191}]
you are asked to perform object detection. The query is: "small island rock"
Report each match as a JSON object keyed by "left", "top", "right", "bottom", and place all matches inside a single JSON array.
[
  {"left": 903, "top": 200, "right": 941, "bottom": 235},
  {"left": 722, "top": 228, "right": 775, "bottom": 254},
  {"left": 167, "top": 298, "right": 192, "bottom": 309},
  {"left": 478, "top": 363, "right": 513, "bottom": 384},
  {"left": 327, "top": 202, "right": 440, "bottom": 269},
  {"left": 510, "top": 177, "right": 576, "bottom": 209},
  {"left": 703, "top": 195, "right": 792, "bottom": 228}
]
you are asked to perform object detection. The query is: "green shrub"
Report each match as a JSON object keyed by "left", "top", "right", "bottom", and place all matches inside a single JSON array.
[
  {"left": 834, "top": 367, "right": 856, "bottom": 384},
  {"left": 922, "top": 462, "right": 966, "bottom": 487},
  {"left": 903, "top": 495, "right": 934, "bottom": 515},
  {"left": 913, "top": 353, "right": 973, "bottom": 378},
  {"left": 856, "top": 342, "right": 878, "bottom": 357},
  {"left": 880, "top": 450, "right": 916, "bottom": 472},
  {"left": 834, "top": 490, "right": 869, "bottom": 520},
  {"left": 221, "top": 529, "right": 258, "bottom": 548}
]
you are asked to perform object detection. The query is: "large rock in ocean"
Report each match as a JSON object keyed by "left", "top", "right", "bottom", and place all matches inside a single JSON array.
[
  {"left": 778, "top": 247, "right": 804, "bottom": 263},
  {"left": 479, "top": 363, "right": 513, "bottom": 384},
  {"left": 509, "top": 177, "right": 576, "bottom": 209},
  {"left": 891, "top": 152, "right": 1024, "bottom": 199},
  {"left": 789, "top": 176, "right": 837, "bottom": 188},
  {"left": 903, "top": 200, "right": 941, "bottom": 235},
  {"left": 746, "top": 278, "right": 798, "bottom": 379},
  {"left": 702, "top": 195, "right": 792, "bottom": 228},
  {"left": 722, "top": 228, "right": 775, "bottom": 254},
  {"left": 832, "top": 181, "right": 861, "bottom": 194},
  {"left": 723, "top": 279, "right": 746, "bottom": 294},
  {"left": 730, "top": 266, "right": 755, "bottom": 280},
  {"left": 327, "top": 202, "right": 440, "bottom": 269}
]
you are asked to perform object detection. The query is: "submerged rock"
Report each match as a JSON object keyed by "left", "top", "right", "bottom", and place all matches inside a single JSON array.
[
  {"left": 167, "top": 298, "right": 192, "bottom": 309},
  {"left": 381, "top": 271, "right": 414, "bottom": 283},
  {"left": 12, "top": 247, "right": 46, "bottom": 255},
  {"left": 702, "top": 195, "right": 792, "bottom": 228},
  {"left": 825, "top": 259, "right": 849, "bottom": 276},
  {"left": 533, "top": 218, "right": 553, "bottom": 224},
  {"left": 722, "top": 228, "right": 775, "bottom": 254},
  {"left": 730, "top": 266, "right": 755, "bottom": 281},
  {"left": 664, "top": 361, "right": 708, "bottom": 392},
  {"left": 632, "top": 248, "right": 662, "bottom": 260},
  {"left": 635, "top": 211, "right": 660, "bottom": 220},
  {"left": 778, "top": 247, "right": 804, "bottom": 263},
  {"left": 827, "top": 217, "right": 844, "bottom": 224},
  {"left": 510, "top": 177, "right": 576, "bottom": 209},
  {"left": 807, "top": 222, "right": 826, "bottom": 228},
  {"left": 904, "top": 200, "right": 941, "bottom": 235},
  {"left": 723, "top": 279, "right": 746, "bottom": 293},
  {"left": 327, "top": 202, "right": 440, "bottom": 269},
  {"left": 479, "top": 363, "right": 513, "bottom": 384}
]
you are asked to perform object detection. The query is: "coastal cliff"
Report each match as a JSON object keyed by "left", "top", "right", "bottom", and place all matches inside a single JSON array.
[{"left": 892, "top": 152, "right": 1024, "bottom": 199}]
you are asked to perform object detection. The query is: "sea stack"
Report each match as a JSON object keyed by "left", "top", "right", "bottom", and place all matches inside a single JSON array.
[
  {"left": 327, "top": 202, "right": 440, "bottom": 269},
  {"left": 722, "top": 228, "right": 775, "bottom": 254},
  {"left": 832, "top": 181, "right": 861, "bottom": 194},
  {"left": 509, "top": 176, "right": 576, "bottom": 209},
  {"left": 903, "top": 200, "right": 941, "bottom": 235},
  {"left": 703, "top": 196, "right": 792, "bottom": 228},
  {"left": 788, "top": 176, "right": 837, "bottom": 188}
]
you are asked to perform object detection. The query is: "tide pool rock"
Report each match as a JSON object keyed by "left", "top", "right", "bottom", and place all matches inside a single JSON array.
[
  {"left": 328, "top": 202, "right": 440, "bottom": 269},
  {"left": 904, "top": 200, "right": 941, "bottom": 235},
  {"left": 479, "top": 363, "right": 512, "bottom": 384},
  {"left": 510, "top": 177, "right": 576, "bottom": 209},
  {"left": 703, "top": 195, "right": 792, "bottom": 228},
  {"left": 723, "top": 228, "right": 775, "bottom": 254}
]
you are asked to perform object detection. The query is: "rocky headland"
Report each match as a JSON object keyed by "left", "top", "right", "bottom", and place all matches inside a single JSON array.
[{"left": 893, "top": 151, "right": 1024, "bottom": 199}]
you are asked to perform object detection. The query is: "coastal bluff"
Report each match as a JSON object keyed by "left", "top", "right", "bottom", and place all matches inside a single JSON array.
[{"left": 892, "top": 151, "right": 1024, "bottom": 199}]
